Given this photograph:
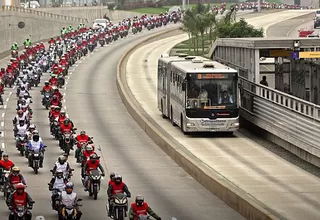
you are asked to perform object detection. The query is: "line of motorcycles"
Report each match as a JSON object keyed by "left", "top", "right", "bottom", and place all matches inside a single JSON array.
[{"left": 0, "top": 12, "right": 178, "bottom": 219}]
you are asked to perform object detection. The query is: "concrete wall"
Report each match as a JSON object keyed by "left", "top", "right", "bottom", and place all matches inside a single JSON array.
[
  {"left": 37, "top": 6, "right": 142, "bottom": 22},
  {"left": 0, "top": 6, "right": 86, "bottom": 55}
]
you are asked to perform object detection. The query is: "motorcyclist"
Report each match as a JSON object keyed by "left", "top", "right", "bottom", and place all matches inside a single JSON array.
[
  {"left": 7, "top": 183, "right": 34, "bottom": 220},
  {"left": 79, "top": 144, "right": 95, "bottom": 164},
  {"left": 14, "top": 120, "right": 28, "bottom": 138},
  {"left": 57, "top": 110, "right": 67, "bottom": 126},
  {"left": 48, "top": 38, "right": 55, "bottom": 45},
  {"left": 13, "top": 110, "right": 28, "bottom": 125},
  {"left": 17, "top": 86, "right": 30, "bottom": 99},
  {"left": 48, "top": 169, "right": 67, "bottom": 210},
  {"left": 49, "top": 75, "right": 58, "bottom": 86},
  {"left": 129, "top": 195, "right": 161, "bottom": 220},
  {"left": 59, "top": 118, "right": 74, "bottom": 148},
  {"left": 49, "top": 105, "right": 61, "bottom": 121},
  {"left": 23, "top": 93, "right": 32, "bottom": 106},
  {"left": 53, "top": 88, "right": 63, "bottom": 101},
  {"left": 52, "top": 155, "right": 72, "bottom": 178},
  {"left": 11, "top": 42, "right": 18, "bottom": 51},
  {"left": 75, "top": 130, "right": 92, "bottom": 162},
  {"left": 41, "top": 81, "right": 53, "bottom": 94},
  {"left": 0, "top": 153, "right": 15, "bottom": 180},
  {"left": 82, "top": 154, "right": 105, "bottom": 191},
  {"left": 107, "top": 174, "right": 131, "bottom": 217},
  {"left": 26, "top": 124, "right": 36, "bottom": 140},
  {"left": 24, "top": 38, "right": 32, "bottom": 47},
  {"left": 58, "top": 182, "right": 82, "bottom": 220},
  {"left": 27, "top": 133, "right": 45, "bottom": 168},
  {"left": 51, "top": 95, "right": 61, "bottom": 107},
  {"left": 108, "top": 172, "right": 115, "bottom": 186},
  {"left": 7, "top": 166, "right": 26, "bottom": 190}
]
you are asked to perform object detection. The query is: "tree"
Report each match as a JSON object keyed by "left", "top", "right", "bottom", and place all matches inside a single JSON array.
[{"left": 182, "top": 4, "right": 264, "bottom": 56}]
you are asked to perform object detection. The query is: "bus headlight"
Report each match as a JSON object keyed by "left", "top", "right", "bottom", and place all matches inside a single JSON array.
[
  {"left": 231, "top": 122, "right": 239, "bottom": 127},
  {"left": 186, "top": 123, "right": 195, "bottom": 127}
]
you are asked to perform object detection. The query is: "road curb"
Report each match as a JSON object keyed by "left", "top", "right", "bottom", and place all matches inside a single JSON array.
[{"left": 116, "top": 28, "right": 284, "bottom": 220}]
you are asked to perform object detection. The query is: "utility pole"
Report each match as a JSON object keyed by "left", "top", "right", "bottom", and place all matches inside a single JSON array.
[{"left": 258, "top": 0, "right": 261, "bottom": 12}]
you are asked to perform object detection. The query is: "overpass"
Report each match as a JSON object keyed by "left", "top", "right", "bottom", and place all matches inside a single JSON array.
[{"left": 209, "top": 36, "right": 320, "bottom": 167}]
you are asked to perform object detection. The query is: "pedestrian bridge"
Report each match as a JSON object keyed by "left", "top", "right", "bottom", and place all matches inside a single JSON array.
[{"left": 209, "top": 37, "right": 320, "bottom": 167}]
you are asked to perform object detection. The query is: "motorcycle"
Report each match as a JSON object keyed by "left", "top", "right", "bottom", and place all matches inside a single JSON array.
[
  {"left": 10, "top": 202, "right": 34, "bottom": 220},
  {"left": 88, "top": 43, "right": 94, "bottom": 53},
  {"left": 49, "top": 186, "right": 62, "bottom": 211},
  {"left": 99, "top": 38, "right": 105, "bottom": 47},
  {"left": 5, "top": 75, "right": 14, "bottom": 88},
  {"left": 61, "top": 130, "right": 76, "bottom": 155},
  {"left": 60, "top": 198, "right": 82, "bottom": 220},
  {"left": 31, "top": 74, "right": 40, "bottom": 87},
  {"left": 57, "top": 75, "right": 65, "bottom": 88},
  {"left": 132, "top": 27, "right": 137, "bottom": 34},
  {"left": 42, "top": 92, "right": 51, "bottom": 109},
  {"left": 87, "top": 169, "right": 101, "bottom": 200},
  {"left": 107, "top": 193, "right": 128, "bottom": 220},
  {"left": 15, "top": 134, "right": 27, "bottom": 156},
  {"left": 29, "top": 147, "right": 46, "bottom": 174}
]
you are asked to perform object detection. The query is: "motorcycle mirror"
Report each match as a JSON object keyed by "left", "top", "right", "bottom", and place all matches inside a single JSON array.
[
  {"left": 50, "top": 169, "right": 54, "bottom": 172},
  {"left": 73, "top": 128, "right": 77, "bottom": 130},
  {"left": 70, "top": 169, "right": 75, "bottom": 171},
  {"left": 44, "top": 146, "right": 47, "bottom": 148},
  {"left": 90, "top": 137, "right": 93, "bottom": 139},
  {"left": 77, "top": 198, "right": 82, "bottom": 201},
  {"left": 31, "top": 201, "right": 35, "bottom": 204}
]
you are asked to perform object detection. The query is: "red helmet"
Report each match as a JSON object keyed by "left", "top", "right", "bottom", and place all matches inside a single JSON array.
[{"left": 15, "top": 183, "right": 25, "bottom": 190}]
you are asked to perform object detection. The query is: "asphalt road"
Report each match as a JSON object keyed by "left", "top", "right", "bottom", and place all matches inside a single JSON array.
[{"left": 0, "top": 26, "right": 245, "bottom": 219}]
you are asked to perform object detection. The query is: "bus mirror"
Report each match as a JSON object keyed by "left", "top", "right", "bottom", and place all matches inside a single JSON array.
[{"left": 182, "top": 83, "right": 186, "bottom": 91}]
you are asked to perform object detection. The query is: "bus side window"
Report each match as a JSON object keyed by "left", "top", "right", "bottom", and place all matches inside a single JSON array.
[{"left": 170, "top": 71, "right": 173, "bottom": 83}]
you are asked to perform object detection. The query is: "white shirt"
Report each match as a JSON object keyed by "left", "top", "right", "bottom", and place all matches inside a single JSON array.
[
  {"left": 16, "top": 124, "right": 28, "bottom": 136},
  {"left": 55, "top": 161, "right": 69, "bottom": 175},
  {"left": 60, "top": 191, "right": 77, "bottom": 207},
  {"left": 53, "top": 177, "right": 66, "bottom": 192},
  {"left": 28, "top": 140, "right": 42, "bottom": 151}
]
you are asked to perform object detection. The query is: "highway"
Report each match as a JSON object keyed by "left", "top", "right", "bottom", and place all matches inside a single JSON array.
[
  {"left": 123, "top": 10, "right": 320, "bottom": 220},
  {"left": 0, "top": 27, "right": 246, "bottom": 219}
]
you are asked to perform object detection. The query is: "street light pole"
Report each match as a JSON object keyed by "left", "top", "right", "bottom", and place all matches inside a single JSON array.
[{"left": 258, "top": 0, "right": 261, "bottom": 12}]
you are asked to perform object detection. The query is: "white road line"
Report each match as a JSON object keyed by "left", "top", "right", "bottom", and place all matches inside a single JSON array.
[
  {"left": 63, "top": 93, "right": 66, "bottom": 96},
  {"left": 67, "top": 76, "right": 70, "bottom": 80},
  {"left": 2, "top": 113, "right": 5, "bottom": 117},
  {"left": 4, "top": 105, "right": 7, "bottom": 109},
  {"left": 66, "top": 82, "right": 68, "bottom": 85},
  {"left": 9, "top": 92, "right": 12, "bottom": 96},
  {"left": 64, "top": 106, "right": 67, "bottom": 110},
  {"left": 13, "top": 86, "right": 16, "bottom": 89},
  {"left": 1, "top": 122, "right": 3, "bottom": 127},
  {"left": 64, "top": 87, "right": 67, "bottom": 90},
  {"left": 1, "top": 143, "right": 4, "bottom": 149},
  {"left": 5, "top": 98, "right": 9, "bottom": 102},
  {"left": 79, "top": 61, "right": 82, "bottom": 63},
  {"left": 70, "top": 72, "right": 73, "bottom": 75},
  {"left": 63, "top": 99, "right": 66, "bottom": 103}
]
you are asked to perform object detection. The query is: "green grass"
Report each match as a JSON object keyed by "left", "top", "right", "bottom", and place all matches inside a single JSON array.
[{"left": 171, "top": 35, "right": 212, "bottom": 57}]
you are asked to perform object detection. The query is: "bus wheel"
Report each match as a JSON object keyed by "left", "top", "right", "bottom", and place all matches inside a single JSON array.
[
  {"left": 171, "top": 107, "right": 176, "bottom": 126},
  {"left": 180, "top": 115, "right": 186, "bottom": 135},
  {"left": 161, "top": 101, "right": 166, "bottom": 118}
]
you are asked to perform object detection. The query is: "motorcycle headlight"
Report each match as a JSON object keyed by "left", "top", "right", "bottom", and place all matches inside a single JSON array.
[
  {"left": 33, "top": 154, "right": 39, "bottom": 157},
  {"left": 34, "top": 75, "right": 38, "bottom": 78},
  {"left": 17, "top": 212, "right": 24, "bottom": 217}
]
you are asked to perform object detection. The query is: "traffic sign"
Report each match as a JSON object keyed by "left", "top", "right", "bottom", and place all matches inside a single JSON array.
[
  {"left": 299, "top": 52, "right": 320, "bottom": 59},
  {"left": 290, "top": 52, "right": 299, "bottom": 59}
]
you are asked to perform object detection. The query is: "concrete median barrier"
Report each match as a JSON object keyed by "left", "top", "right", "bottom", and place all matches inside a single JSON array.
[{"left": 117, "top": 29, "right": 284, "bottom": 220}]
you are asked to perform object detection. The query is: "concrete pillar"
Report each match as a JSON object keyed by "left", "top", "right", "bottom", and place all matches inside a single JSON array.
[{"left": 254, "top": 49, "right": 260, "bottom": 85}]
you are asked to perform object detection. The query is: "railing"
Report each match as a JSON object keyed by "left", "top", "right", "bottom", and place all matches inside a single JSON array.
[
  {"left": 0, "top": 5, "right": 86, "bottom": 23},
  {"left": 239, "top": 76, "right": 320, "bottom": 157}
]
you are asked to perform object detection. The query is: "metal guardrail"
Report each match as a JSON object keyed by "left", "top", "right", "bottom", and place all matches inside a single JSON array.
[
  {"left": 239, "top": 76, "right": 320, "bottom": 157},
  {"left": 0, "top": 5, "right": 86, "bottom": 23}
]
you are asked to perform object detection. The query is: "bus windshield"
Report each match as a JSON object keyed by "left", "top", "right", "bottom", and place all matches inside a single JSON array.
[{"left": 186, "top": 73, "right": 237, "bottom": 109}]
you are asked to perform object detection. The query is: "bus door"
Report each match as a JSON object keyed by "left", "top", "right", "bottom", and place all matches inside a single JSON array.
[{"left": 165, "top": 64, "right": 171, "bottom": 117}]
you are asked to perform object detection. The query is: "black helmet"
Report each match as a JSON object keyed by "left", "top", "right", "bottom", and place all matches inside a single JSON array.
[
  {"left": 33, "top": 134, "right": 40, "bottom": 142},
  {"left": 114, "top": 174, "right": 122, "bottom": 185},
  {"left": 58, "top": 155, "right": 66, "bottom": 164},
  {"left": 110, "top": 172, "right": 115, "bottom": 181},
  {"left": 135, "top": 195, "right": 144, "bottom": 206}
]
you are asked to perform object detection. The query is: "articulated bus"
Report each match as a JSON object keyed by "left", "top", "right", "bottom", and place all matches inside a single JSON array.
[{"left": 157, "top": 54, "right": 239, "bottom": 134}]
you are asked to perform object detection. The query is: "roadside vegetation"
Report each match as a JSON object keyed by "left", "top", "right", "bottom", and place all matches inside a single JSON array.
[{"left": 173, "top": 3, "right": 264, "bottom": 57}]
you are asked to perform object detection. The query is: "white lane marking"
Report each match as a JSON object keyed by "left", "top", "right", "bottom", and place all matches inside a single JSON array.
[
  {"left": 66, "top": 82, "right": 68, "bottom": 85},
  {"left": 4, "top": 105, "right": 7, "bottom": 109},
  {"left": 66, "top": 114, "right": 69, "bottom": 117},
  {"left": 9, "top": 92, "right": 12, "bottom": 96},
  {"left": 64, "top": 87, "right": 67, "bottom": 90},
  {"left": 0, "top": 122, "right": 3, "bottom": 127},
  {"left": 13, "top": 86, "right": 16, "bottom": 89},
  {"left": 1, "top": 113, "right": 4, "bottom": 117},
  {"left": 63, "top": 99, "right": 66, "bottom": 103},
  {"left": 64, "top": 106, "right": 67, "bottom": 110},
  {"left": 67, "top": 76, "right": 70, "bottom": 80},
  {"left": 70, "top": 72, "right": 73, "bottom": 75},
  {"left": 79, "top": 61, "right": 82, "bottom": 63},
  {"left": 5, "top": 98, "right": 9, "bottom": 102},
  {"left": 63, "top": 93, "right": 66, "bottom": 96},
  {"left": 1, "top": 143, "right": 4, "bottom": 149}
]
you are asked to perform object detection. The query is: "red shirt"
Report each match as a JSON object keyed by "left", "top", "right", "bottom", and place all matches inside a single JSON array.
[
  {"left": 60, "top": 123, "right": 73, "bottom": 133},
  {"left": 0, "top": 160, "right": 14, "bottom": 170},
  {"left": 12, "top": 191, "right": 27, "bottom": 209},
  {"left": 131, "top": 202, "right": 149, "bottom": 220},
  {"left": 85, "top": 160, "right": 100, "bottom": 173}
]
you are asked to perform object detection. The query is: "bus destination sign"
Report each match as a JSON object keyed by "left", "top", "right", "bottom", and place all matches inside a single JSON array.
[{"left": 197, "top": 74, "right": 228, "bottom": 79}]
